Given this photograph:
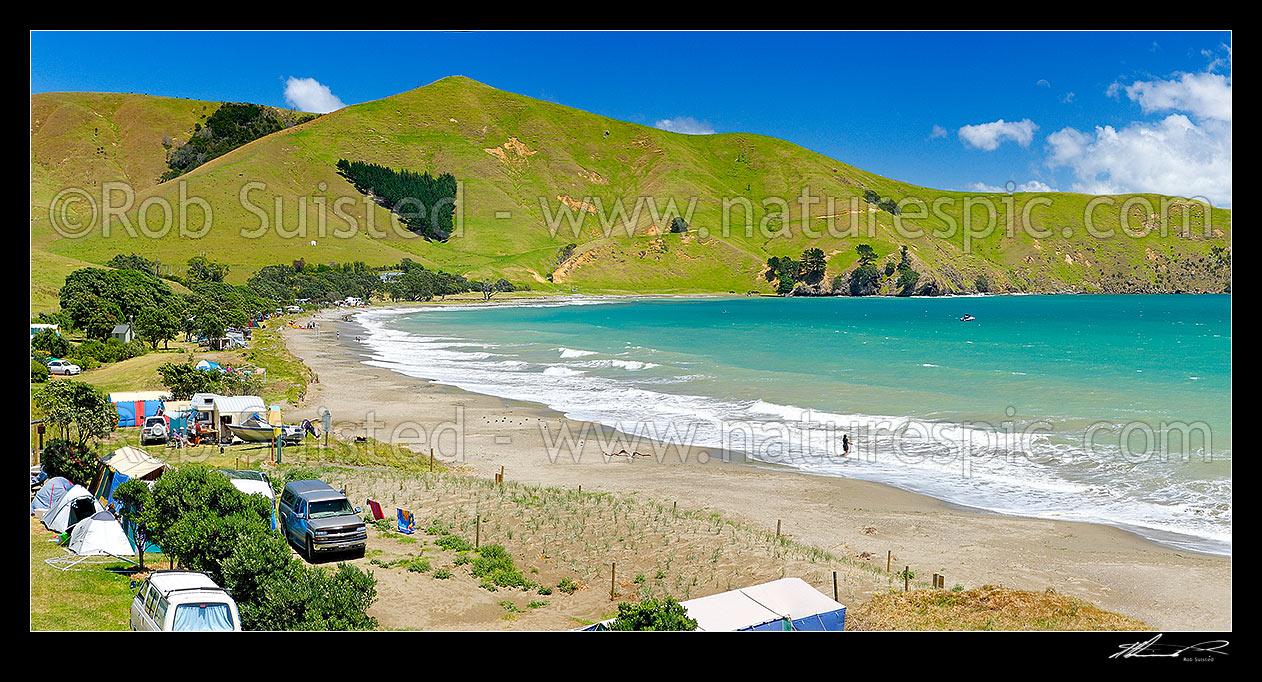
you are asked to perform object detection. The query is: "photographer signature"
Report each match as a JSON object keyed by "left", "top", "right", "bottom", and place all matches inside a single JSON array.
[{"left": 1111, "top": 635, "right": 1229, "bottom": 660}]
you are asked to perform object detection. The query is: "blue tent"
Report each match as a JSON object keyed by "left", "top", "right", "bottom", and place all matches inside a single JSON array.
[{"left": 31, "top": 476, "right": 72, "bottom": 515}]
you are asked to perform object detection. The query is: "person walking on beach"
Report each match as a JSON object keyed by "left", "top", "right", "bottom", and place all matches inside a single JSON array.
[{"left": 842, "top": 433, "right": 850, "bottom": 457}]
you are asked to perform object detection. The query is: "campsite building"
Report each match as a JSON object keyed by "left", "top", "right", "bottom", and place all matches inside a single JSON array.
[{"left": 110, "top": 323, "right": 135, "bottom": 343}]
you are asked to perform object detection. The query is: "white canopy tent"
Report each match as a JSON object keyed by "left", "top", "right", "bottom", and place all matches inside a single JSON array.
[
  {"left": 45, "top": 510, "right": 138, "bottom": 571},
  {"left": 678, "top": 578, "right": 847, "bottom": 631},
  {"left": 579, "top": 577, "right": 847, "bottom": 631}
]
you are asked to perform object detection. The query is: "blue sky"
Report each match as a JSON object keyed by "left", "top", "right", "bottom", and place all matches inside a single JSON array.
[{"left": 31, "top": 31, "right": 1232, "bottom": 205}]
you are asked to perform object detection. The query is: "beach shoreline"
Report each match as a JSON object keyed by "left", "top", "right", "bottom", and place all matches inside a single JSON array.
[{"left": 281, "top": 303, "right": 1231, "bottom": 630}]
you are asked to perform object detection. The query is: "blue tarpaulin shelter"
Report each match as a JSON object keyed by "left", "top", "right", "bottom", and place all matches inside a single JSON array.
[{"left": 114, "top": 400, "right": 164, "bottom": 428}]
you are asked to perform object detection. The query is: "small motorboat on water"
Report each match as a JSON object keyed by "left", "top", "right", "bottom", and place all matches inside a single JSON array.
[
  {"left": 959, "top": 314, "right": 976, "bottom": 322},
  {"left": 227, "top": 413, "right": 310, "bottom": 445}
]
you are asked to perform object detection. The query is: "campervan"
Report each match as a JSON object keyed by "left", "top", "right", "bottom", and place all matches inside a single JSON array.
[{"left": 130, "top": 571, "right": 241, "bottom": 631}]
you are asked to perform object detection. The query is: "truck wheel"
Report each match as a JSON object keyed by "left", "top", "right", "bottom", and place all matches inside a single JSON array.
[{"left": 305, "top": 536, "right": 315, "bottom": 561}]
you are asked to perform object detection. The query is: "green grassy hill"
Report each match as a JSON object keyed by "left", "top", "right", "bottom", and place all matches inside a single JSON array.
[
  {"left": 31, "top": 92, "right": 217, "bottom": 211},
  {"left": 31, "top": 77, "right": 1231, "bottom": 295}
]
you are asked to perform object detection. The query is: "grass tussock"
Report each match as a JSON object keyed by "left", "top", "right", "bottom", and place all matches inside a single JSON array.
[{"left": 846, "top": 585, "right": 1151, "bottom": 631}]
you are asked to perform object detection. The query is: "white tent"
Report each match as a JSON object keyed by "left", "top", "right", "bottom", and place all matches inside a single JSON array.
[
  {"left": 31, "top": 476, "right": 72, "bottom": 515},
  {"left": 46, "top": 510, "right": 138, "bottom": 571},
  {"left": 41, "top": 484, "right": 103, "bottom": 533}
]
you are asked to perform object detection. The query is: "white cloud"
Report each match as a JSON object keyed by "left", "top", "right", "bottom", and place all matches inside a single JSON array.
[
  {"left": 930, "top": 124, "right": 948, "bottom": 139},
  {"left": 283, "top": 76, "right": 345, "bottom": 114},
  {"left": 1016, "top": 180, "right": 1057, "bottom": 192},
  {"left": 966, "top": 180, "right": 1058, "bottom": 193},
  {"left": 1060, "top": 92, "right": 1076, "bottom": 104},
  {"left": 1108, "top": 70, "right": 1232, "bottom": 122},
  {"left": 1048, "top": 67, "right": 1232, "bottom": 207},
  {"left": 1046, "top": 115, "right": 1231, "bottom": 206},
  {"left": 654, "top": 116, "right": 715, "bottom": 135},
  {"left": 967, "top": 182, "right": 1006, "bottom": 193},
  {"left": 958, "top": 118, "right": 1039, "bottom": 151}
]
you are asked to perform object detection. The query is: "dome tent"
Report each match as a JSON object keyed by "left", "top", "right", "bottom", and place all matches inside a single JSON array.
[
  {"left": 31, "top": 476, "right": 72, "bottom": 515},
  {"left": 41, "top": 484, "right": 103, "bottom": 533},
  {"left": 45, "top": 510, "right": 138, "bottom": 571}
]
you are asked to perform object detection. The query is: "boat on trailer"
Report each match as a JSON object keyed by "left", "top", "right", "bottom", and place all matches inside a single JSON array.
[{"left": 226, "top": 414, "right": 307, "bottom": 444}]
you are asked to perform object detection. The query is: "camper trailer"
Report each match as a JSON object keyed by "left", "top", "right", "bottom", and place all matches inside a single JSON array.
[
  {"left": 211, "top": 395, "right": 267, "bottom": 441},
  {"left": 185, "top": 394, "right": 265, "bottom": 443}
]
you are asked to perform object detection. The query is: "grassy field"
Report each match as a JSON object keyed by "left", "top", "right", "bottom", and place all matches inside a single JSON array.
[
  {"left": 31, "top": 77, "right": 1231, "bottom": 297},
  {"left": 846, "top": 585, "right": 1150, "bottom": 631},
  {"left": 43, "top": 317, "right": 314, "bottom": 406},
  {"left": 29, "top": 517, "right": 164, "bottom": 631}
]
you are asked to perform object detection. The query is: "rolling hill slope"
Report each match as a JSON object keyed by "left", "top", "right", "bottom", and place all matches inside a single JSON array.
[{"left": 30, "top": 77, "right": 1231, "bottom": 295}]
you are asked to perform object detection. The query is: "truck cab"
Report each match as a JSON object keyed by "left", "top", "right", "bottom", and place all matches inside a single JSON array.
[
  {"left": 278, "top": 480, "right": 366, "bottom": 560},
  {"left": 130, "top": 571, "right": 241, "bottom": 631}
]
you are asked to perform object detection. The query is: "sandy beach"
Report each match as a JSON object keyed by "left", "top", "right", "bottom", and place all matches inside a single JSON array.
[{"left": 281, "top": 305, "right": 1231, "bottom": 630}]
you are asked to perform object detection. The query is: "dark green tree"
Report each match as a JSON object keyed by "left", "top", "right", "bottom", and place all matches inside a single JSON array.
[
  {"left": 33, "top": 380, "right": 116, "bottom": 447},
  {"left": 608, "top": 597, "right": 698, "bottom": 631},
  {"left": 800, "top": 248, "right": 827, "bottom": 284},
  {"left": 135, "top": 307, "right": 180, "bottom": 349}
]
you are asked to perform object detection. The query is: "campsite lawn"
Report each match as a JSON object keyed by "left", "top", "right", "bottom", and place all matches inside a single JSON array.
[
  {"left": 238, "top": 322, "right": 311, "bottom": 405},
  {"left": 30, "top": 517, "right": 157, "bottom": 631},
  {"left": 77, "top": 347, "right": 192, "bottom": 394}
]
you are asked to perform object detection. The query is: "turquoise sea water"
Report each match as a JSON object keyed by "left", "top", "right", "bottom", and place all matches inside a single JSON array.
[{"left": 358, "top": 295, "right": 1231, "bottom": 554}]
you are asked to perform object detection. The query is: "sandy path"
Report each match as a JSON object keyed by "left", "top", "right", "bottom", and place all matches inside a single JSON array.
[{"left": 281, "top": 308, "right": 1230, "bottom": 630}]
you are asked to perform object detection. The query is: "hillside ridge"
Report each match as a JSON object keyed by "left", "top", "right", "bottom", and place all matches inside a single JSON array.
[{"left": 31, "top": 77, "right": 1231, "bottom": 295}]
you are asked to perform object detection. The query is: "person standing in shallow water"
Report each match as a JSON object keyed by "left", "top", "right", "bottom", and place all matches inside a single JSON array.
[{"left": 842, "top": 434, "right": 850, "bottom": 457}]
